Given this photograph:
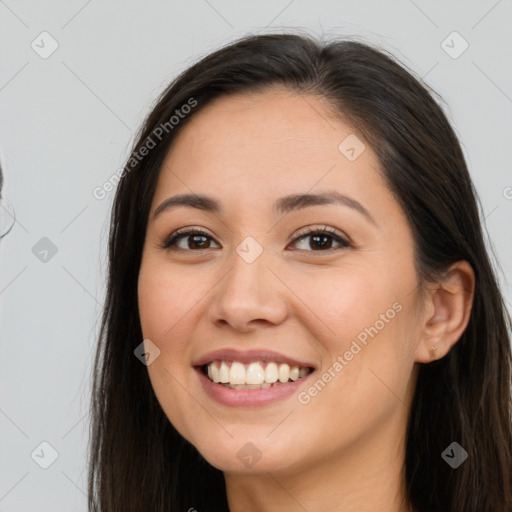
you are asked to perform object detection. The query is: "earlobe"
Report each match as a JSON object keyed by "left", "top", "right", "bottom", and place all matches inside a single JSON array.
[
  {"left": 428, "top": 343, "right": 438, "bottom": 361},
  {"left": 414, "top": 260, "right": 475, "bottom": 364}
]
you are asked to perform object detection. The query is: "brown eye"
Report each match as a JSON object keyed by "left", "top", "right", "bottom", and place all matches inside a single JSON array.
[
  {"left": 159, "top": 226, "right": 351, "bottom": 253},
  {"left": 289, "top": 227, "right": 351, "bottom": 252},
  {"left": 161, "top": 229, "right": 220, "bottom": 251}
]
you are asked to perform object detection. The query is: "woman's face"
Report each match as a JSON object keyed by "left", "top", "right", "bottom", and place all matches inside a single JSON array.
[{"left": 138, "top": 88, "right": 424, "bottom": 475}]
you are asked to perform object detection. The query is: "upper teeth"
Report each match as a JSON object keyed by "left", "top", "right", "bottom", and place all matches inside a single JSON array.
[{"left": 206, "top": 360, "right": 310, "bottom": 385}]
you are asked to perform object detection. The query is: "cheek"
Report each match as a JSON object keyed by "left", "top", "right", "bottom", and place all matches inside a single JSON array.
[
  {"left": 293, "top": 264, "right": 403, "bottom": 348},
  {"left": 137, "top": 260, "right": 203, "bottom": 438},
  {"left": 138, "top": 258, "right": 195, "bottom": 339},
  {"left": 137, "top": 260, "right": 196, "bottom": 377},
  {"left": 294, "top": 263, "right": 416, "bottom": 399}
]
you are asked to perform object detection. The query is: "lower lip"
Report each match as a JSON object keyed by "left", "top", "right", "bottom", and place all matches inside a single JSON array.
[{"left": 195, "top": 367, "right": 314, "bottom": 407}]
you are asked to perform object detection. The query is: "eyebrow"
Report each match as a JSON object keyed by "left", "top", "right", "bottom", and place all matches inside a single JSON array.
[{"left": 152, "top": 191, "right": 376, "bottom": 225}]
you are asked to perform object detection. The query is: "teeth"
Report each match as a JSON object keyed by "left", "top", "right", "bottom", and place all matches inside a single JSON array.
[
  {"left": 246, "top": 362, "right": 265, "bottom": 385},
  {"left": 219, "top": 361, "right": 230, "bottom": 383},
  {"left": 229, "top": 362, "right": 246, "bottom": 384},
  {"left": 264, "top": 362, "right": 279, "bottom": 383},
  {"left": 289, "top": 366, "right": 299, "bottom": 381},
  {"left": 205, "top": 360, "right": 311, "bottom": 387},
  {"left": 209, "top": 363, "right": 220, "bottom": 383},
  {"left": 278, "top": 364, "right": 290, "bottom": 383}
]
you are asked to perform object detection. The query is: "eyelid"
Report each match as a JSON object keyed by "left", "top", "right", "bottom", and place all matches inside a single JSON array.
[
  {"left": 290, "top": 224, "right": 350, "bottom": 243},
  {"left": 287, "top": 225, "right": 352, "bottom": 252},
  {"left": 159, "top": 224, "right": 352, "bottom": 251},
  {"left": 159, "top": 226, "right": 218, "bottom": 250}
]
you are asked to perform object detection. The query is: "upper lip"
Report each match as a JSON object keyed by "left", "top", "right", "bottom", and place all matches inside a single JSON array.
[{"left": 193, "top": 348, "right": 317, "bottom": 369}]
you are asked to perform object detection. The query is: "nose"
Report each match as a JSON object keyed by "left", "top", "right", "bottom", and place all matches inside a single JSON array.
[{"left": 207, "top": 245, "right": 288, "bottom": 333}]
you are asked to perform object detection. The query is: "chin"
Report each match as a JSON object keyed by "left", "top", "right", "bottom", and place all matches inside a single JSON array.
[{"left": 192, "top": 435, "right": 303, "bottom": 475}]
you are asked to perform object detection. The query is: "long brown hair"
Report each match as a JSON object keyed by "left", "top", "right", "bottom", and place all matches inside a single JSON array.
[{"left": 88, "top": 32, "right": 512, "bottom": 511}]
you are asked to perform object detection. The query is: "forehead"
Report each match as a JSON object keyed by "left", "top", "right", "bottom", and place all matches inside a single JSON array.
[{"left": 153, "top": 89, "right": 389, "bottom": 216}]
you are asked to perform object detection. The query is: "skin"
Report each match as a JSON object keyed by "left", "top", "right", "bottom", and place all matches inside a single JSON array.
[{"left": 137, "top": 88, "right": 475, "bottom": 512}]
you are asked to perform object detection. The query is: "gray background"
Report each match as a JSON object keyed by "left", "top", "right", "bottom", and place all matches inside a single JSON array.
[{"left": 1, "top": 1, "right": 511, "bottom": 510}]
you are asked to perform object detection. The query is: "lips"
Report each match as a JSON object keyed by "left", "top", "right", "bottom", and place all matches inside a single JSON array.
[{"left": 192, "top": 348, "right": 318, "bottom": 406}]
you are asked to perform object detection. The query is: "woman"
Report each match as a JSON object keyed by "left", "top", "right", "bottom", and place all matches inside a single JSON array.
[{"left": 88, "top": 33, "right": 512, "bottom": 512}]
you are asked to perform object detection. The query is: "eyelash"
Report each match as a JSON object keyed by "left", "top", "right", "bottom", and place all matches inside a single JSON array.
[{"left": 158, "top": 225, "right": 352, "bottom": 253}]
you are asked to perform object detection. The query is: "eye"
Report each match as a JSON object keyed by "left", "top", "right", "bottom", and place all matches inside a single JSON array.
[
  {"left": 159, "top": 228, "right": 220, "bottom": 251},
  {"left": 158, "top": 225, "right": 352, "bottom": 253},
  {"left": 288, "top": 226, "right": 351, "bottom": 252}
]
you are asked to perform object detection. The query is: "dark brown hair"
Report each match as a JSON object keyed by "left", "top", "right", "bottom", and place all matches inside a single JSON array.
[{"left": 88, "top": 32, "right": 512, "bottom": 511}]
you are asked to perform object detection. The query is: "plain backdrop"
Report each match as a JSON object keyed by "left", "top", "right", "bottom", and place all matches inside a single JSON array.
[{"left": 1, "top": 1, "right": 511, "bottom": 510}]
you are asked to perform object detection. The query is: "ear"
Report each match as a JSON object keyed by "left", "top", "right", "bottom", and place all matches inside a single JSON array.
[{"left": 414, "top": 261, "right": 475, "bottom": 364}]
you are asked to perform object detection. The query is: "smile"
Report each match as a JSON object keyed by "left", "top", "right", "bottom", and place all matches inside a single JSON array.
[
  {"left": 193, "top": 348, "right": 317, "bottom": 406},
  {"left": 203, "top": 360, "right": 313, "bottom": 389}
]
